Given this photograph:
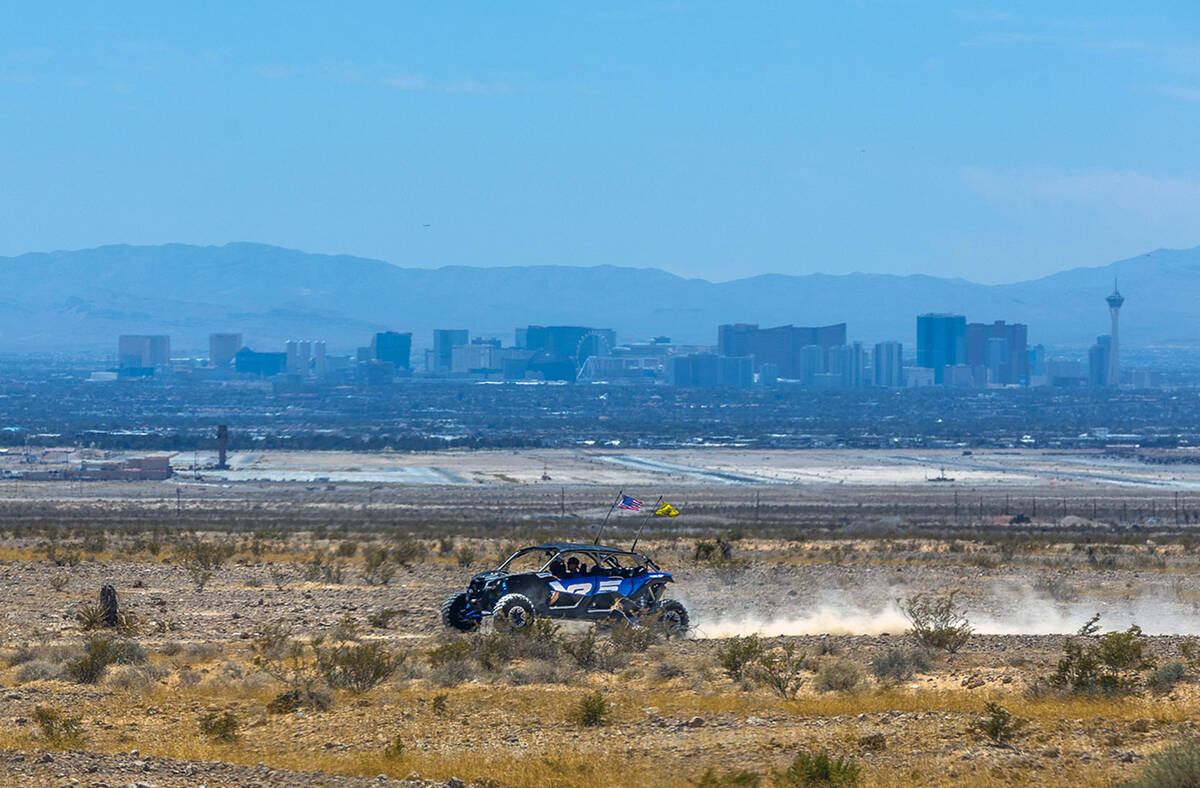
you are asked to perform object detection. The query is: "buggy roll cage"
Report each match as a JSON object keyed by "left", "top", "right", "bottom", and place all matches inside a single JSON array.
[{"left": 496, "top": 544, "right": 661, "bottom": 574}]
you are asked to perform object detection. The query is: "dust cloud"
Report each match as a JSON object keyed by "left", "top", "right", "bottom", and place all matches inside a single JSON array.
[{"left": 688, "top": 584, "right": 1200, "bottom": 639}]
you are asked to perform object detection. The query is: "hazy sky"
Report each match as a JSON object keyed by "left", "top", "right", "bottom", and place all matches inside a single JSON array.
[{"left": 3, "top": 2, "right": 1200, "bottom": 283}]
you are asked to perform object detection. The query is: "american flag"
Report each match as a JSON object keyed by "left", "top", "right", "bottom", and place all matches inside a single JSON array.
[{"left": 617, "top": 495, "right": 643, "bottom": 511}]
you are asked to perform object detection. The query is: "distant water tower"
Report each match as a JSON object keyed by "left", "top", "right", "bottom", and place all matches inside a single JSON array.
[{"left": 1106, "top": 279, "right": 1125, "bottom": 386}]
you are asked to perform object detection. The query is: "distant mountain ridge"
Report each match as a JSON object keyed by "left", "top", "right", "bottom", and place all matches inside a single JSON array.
[{"left": 0, "top": 242, "right": 1192, "bottom": 353}]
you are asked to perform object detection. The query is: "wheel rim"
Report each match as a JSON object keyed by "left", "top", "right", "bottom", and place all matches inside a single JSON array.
[{"left": 509, "top": 607, "right": 529, "bottom": 627}]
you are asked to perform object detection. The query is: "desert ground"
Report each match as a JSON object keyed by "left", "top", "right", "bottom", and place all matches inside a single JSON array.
[{"left": 2, "top": 449, "right": 1200, "bottom": 786}]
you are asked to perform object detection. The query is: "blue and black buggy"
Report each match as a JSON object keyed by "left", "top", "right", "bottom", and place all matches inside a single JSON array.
[{"left": 441, "top": 542, "right": 689, "bottom": 635}]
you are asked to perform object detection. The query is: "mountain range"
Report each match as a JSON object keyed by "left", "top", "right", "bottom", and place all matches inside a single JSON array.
[{"left": 0, "top": 242, "right": 1192, "bottom": 354}]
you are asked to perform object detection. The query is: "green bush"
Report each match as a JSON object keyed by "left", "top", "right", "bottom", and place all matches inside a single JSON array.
[
  {"left": 871, "top": 648, "right": 933, "bottom": 683},
  {"left": 717, "top": 634, "right": 764, "bottom": 680},
  {"left": 34, "top": 706, "right": 85, "bottom": 746},
  {"left": 691, "top": 767, "right": 762, "bottom": 786},
  {"left": 974, "top": 702, "right": 1026, "bottom": 746},
  {"left": 815, "top": 658, "right": 863, "bottom": 693},
  {"left": 572, "top": 690, "right": 609, "bottom": 726},
  {"left": 198, "top": 710, "right": 240, "bottom": 742},
  {"left": 1047, "top": 615, "right": 1155, "bottom": 695},
  {"left": 1120, "top": 739, "right": 1200, "bottom": 788},
  {"left": 779, "top": 750, "right": 861, "bottom": 786},
  {"left": 317, "top": 640, "right": 398, "bottom": 692},
  {"left": 65, "top": 635, "right": 143, "bottom": 684},
  {"left": 1149, "top": 662, "right": 1189, "bottom": 693},
  {"left": 361, "top": 546, "right": 396, "bottom": 586},
  {"left": 899, "top": 591, "right": 973, "bottom": 653},
  {"left": 747, "top": 643, "right": 806, "bottom": 699}
]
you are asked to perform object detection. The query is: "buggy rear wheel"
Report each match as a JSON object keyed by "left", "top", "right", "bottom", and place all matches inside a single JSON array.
[
  {"left": 441, "top": 592, "right": 479, "bottom": 632},
  {"left": 658, "top": 599, "right": 689, "bottom": 637}
]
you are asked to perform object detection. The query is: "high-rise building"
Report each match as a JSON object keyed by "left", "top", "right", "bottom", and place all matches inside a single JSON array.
[
  {"left": 916, "top": 314, "right": 966, "bottom": 384},
  {"left": 286, "top": 340, "right": 312, "bottom": 375},
  {"left": 873, "top": 342, "right": 903, "bottom": 387},
  {"left": 1107, "top": 281, "right": 1125, "bottom": 386},
  {"left": 1088, "top": 336, "right": 1111, "bottom": 387},
  {"left": 209, "top": 333, "right": 242, "bottom": 367},
  {"left": 118, "top": 335, "right": 170, "bottom": 369},
  {"left": 432, "top": 329, "right": 469, "bottom": 372},
  {"left": 520, "top": 326, "right": 615, "bottom": 370},
  {"left": 965, "top": 320, "right": 1028, "bottom": 385},
  {"left": 717, "top": 323, "right": 847, "bottom": 379},
  {"left": 797, "top": 344, "right": 826, "bottom": 386},
  {"left": 312, "top": 341, "right": 327, "bottom": 378},
  {"left": 371, "top": 331, "right": 412, "bottom": 370}
]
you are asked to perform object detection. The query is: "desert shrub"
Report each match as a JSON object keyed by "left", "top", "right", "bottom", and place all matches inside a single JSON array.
[
  {"left": 16, "top": 660, "right": 64, "bottom": 683},
  {"left": 361, "top": 546, "right": 396, "bottom": 586},
  {"left": 1119, "top": 739, "right": 1200, "bottom": 788},
  {"left": 871, "top": 648, "right": 934, "bottom": 683},
  {"left": 81, "top": 533, "right": 107, "bottom": 554},
  {"left": 1047, "top": 615, "right": 1155, "bottom": 695},
  {"left": 456, "top": 546, "right": 476, "bottom": 567},
  {"left": 747, "top": 643, "right": 806, "bottom": 699},
  {"left": 431, "top": 693, "right": 448, "bottom": 715},
  {"left": 178, "top": 669, "right": 202, "bottom": 687},
  {"left": 106, "top": 663, "right": 168, "bottom": 690},
  {"left": 198, "top": 710, "right": 240, "bottom": 742},
  {"left": 694, "top": 539, "right": 731, "bottom": 563},
  {"left": 560, "top": 627, "right": 624, "bottom": 672},
  {"left": 368, "top": 608, "right": 399, "bottom": 629},
  {"left": 974, "top": 702, "right": 1027, "bottom": 746},
  {"left": 188, "top": 566, "right": 213, "bottom": 592},
  {"left": 252, "top": 621, "right": 328, "bottom": 709},
  {"left": 608, "top": 618, "right": 660, "bottom": 653},
  {"left": 1149, "top": 662, "right": 1189, "bottom": 693},
  {"left": 652, "top": 660, "right": 686, "bottom": 681},
  {"left": 430, "top": 659, "right": 475, "bottom": 688},
  {"left": 718, "top": 635, "right": 765, "bottom": 680},
  {"left": 899, "top": 591, "right": 973, "bottom": 653},
  {"left": 335, "top": 540, "right": 358, "bottom": 557},
  {"left": 317, "top": 640, "right": 398, "bottom": 692},
  {"left": 76, "top": 603, "right": 107, "bottom": 631},
  {"left": 390, "top": 534, "right": 427, "bottom": 566},
  {"left": 506, "top": 658, "right": 575, "bottom": 686},
  {"left": 49, "top": 573, "right": 69, "bottom": 592},
  {"left": 267, "top": 688, "right": 333, "bottom": 713},
  {"left": 427, "top": 640, "right": 472, "bottom": 668},
  {"left": 472, "top": 616, "right": 561, "bottom": 671},
  {"left": 65, "top": 635, "right": 143, "bottom": 684},
  {"left": 174, "top": 537, "right": 234, "bottom": 570},
  {"left": 383, "top": 735, "right": 406, "bottom": 760},
  {"left": 691, "top": 768, "right": 762, "bottom": 787},
  {"left": 779, "top": 750, "right": 861, "bottom": 786},
  {"left": 571, "top": 690, "right": 609, "bottom": 726},
  {"left": 33, "top": 706, "right": 85, "bottom": 746},
  {"left": 437, "top": 537, "right": 456, "bottom": 555},
  {"left": 815, "top": 658, "right": 863, "bottom": 693}
]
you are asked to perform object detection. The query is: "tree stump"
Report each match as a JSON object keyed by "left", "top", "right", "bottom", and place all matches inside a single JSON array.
[{"left": 99, "top": 584, "right": 118, "bottom": 627}]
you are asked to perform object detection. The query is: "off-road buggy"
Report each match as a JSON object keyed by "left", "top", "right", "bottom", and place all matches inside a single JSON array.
[{"left": 441, "top": 542, "right": 689, "bottom": 634}]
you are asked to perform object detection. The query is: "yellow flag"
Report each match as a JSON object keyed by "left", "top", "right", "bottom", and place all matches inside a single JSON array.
[{"left": 653, "top": 501, "right": 679, "bottom": 518}]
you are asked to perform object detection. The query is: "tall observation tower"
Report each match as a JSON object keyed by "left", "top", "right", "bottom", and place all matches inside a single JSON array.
[{"left": 1106, "top": 279, "right": 1125, "bottom": 386}]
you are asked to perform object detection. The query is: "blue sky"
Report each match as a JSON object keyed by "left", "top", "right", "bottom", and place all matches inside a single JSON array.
[{"left": 2, "top": 2, "right": 1200, "bottom": 283}]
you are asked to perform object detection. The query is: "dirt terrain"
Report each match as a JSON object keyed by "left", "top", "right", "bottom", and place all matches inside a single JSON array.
[{"left": 1, "top": 462, "right": 1200, "bottom": 786}]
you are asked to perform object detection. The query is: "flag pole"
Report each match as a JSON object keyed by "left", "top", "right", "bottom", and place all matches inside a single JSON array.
[
  {"left": 594, "top": 490, "right": 623, "bottom": 545},
  {"left": 630, "top": 495, "right": 661, "bottom": 552}
]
